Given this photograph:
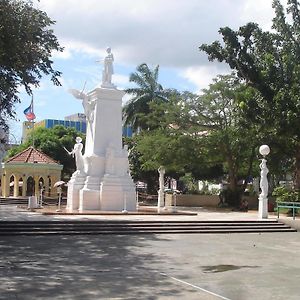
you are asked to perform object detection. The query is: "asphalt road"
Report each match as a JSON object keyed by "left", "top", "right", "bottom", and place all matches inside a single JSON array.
[{"left": 0, "top": 231, "right": 299, "bottom": 299}]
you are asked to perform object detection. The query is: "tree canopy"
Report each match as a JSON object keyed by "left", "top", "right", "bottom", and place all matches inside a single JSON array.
[
  {"left": 128, "top": 75, "right": 259, "bottom": 204},
  {"left": 200, "top": 0, "right": 300, "bottom": 188},
  {"left": 0, "top": 0, "right": 63, "bottom": 129},
  {"left": 123, "top": 63, "right": 169, "bottom": 131}
]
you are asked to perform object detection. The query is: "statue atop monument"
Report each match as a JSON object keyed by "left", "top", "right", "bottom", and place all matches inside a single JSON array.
[{"left": 101, "top": 47, "right": 115, "bottom": 88}]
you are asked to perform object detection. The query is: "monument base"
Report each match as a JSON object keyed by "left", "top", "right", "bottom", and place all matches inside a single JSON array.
[
  {"left": 79, "top": 188, "right": 101, "bottom": 211},
  {"left": 100, "top": 175, "right": 136, "bottom": 211},
  {"left": 66, "top": 172, "right": 86, "bottom": 211}
]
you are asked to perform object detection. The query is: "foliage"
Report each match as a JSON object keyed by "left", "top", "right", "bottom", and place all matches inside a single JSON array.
[
  {"left": 128, "top": 75, "right": 259, "bottom": 205},
  {"left": 124, "top": 137, "right": 159, "bottom": 194},
  {"left": 7, "top": 125, "right": 84, "bottom": 180},
  {"left": 123, "top": 63, "right": 169, "bottom": 131},
  {"left": 272, "top": 186, "right": 300, "bottom": 203},
  {"left": 200, "top": 0, "right": 300, "bottom": 188},
  {"left": 0, "top": 0, "right": 63, "bottom": 129}
]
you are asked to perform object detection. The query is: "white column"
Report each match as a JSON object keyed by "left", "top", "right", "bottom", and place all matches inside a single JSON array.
[
  {"left": 258, "top": 145, "right": 270, "bottom": 219},
  {"left": 158, "top": 166, "right": 165, "bottom": 213}
]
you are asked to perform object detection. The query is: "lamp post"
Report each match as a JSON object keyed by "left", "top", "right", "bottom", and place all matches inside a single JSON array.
[
  {"left": 56, "top": 186, "right": 62, "bottom": 212},
  {"left": 157, "top": 166, "right": 165, "bottom": 213},
  {"left": 39, "top": 186, "right": 44, "bottom": 208},
  {"left": 136, "top": 190, "right": 139, "bottom": 210},
  {"left": 258, "top": 145, "right": 270, "bottom": 219}
]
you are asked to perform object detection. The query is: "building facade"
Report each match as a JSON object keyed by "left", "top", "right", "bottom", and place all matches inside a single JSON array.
[
  {"left": 1, "top": 147, "right": 63, "bottom": 198},
  {"left": 22, "top": 114, "right": 133, "bottom": 143}
]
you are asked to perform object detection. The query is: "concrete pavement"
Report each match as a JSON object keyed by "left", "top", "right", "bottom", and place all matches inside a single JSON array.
[{"left": 0, "top": 205, "right": 299, "bottom": 299}]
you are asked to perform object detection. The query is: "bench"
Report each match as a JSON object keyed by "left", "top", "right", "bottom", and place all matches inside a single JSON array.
[{"left": 277, "top": 201, "right": 300, "bottom": 220}]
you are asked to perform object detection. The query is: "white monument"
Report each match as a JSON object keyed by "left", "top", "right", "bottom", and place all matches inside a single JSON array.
[
  {"left": 258, "top": 144, "right": 270, "bottom": 219},
  {"left": 67, "top": 48, "right": 136, "bottom": 212}
]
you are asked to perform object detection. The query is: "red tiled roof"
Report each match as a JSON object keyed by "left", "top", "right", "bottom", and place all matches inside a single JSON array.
[{"left": 6, "top": 146, "right": 59, "bottom": 164}]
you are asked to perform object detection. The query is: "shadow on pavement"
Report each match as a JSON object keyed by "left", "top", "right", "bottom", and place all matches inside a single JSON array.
[{"left": 0, "top": 234, "right": 186, "bottom": 299}]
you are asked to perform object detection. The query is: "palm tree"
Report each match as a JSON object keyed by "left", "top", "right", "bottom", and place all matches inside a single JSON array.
[{"left": 123, "top": 63, "right": 169, "bottom": 131}]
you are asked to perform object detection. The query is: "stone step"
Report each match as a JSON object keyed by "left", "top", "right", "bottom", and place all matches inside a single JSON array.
[
  {"left": 0, "top": 219, "right": 281, "bottom": 224},
  {"left": 0, "top": 224, "right": 291, "bottom": 229},
  {"left": 0, "top": 227, "right": 296, "bottom": 235},
  {"left": 0, "top": 220, "right": 296, "bottom": 235}
]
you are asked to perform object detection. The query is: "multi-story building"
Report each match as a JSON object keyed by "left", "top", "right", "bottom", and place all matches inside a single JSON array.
[{"left": 22, "top": 113, "right": 132, "bottom": 143}]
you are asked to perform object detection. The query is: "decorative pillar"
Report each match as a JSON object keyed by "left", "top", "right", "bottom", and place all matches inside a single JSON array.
[
  {"left": 158, "top": 166, "right": 165, "bottom": 213},
  {"left": 258, "top": 145, "right": 270, "bottom": 219},
  {"left": 1, "top": 174, "right": 8, "bottom": 197},
  {"left": 3, "top": 174, "right": 9, "bottom": 197},
  {"left": 22, "top": 176, "right": 26, "bottom": 197},
  {"left": 13, "top": 176, "right": 19, "bottom": 197},
  {"left": 34, "top": 175, "right": 39, "bottom": 198}
]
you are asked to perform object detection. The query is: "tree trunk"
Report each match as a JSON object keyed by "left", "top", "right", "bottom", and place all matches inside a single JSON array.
[
  {"left": 225, "top": 152, "right": 240, "bottom": 207},
  {"left": 242, "top": 146, "right": 255, "bottom": 192},
  {"left": 295, "top": 146, "right": 300, "bottom": 189}
]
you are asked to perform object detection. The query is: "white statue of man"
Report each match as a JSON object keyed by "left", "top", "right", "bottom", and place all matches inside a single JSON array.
[
  {"left": 259, "top": 158, "right": 269, "bottom": 197},
  {"left": 65, "top": 137, "right": 85, "bottom": 174},
  {"left": 102, "top": 47, "right": 114, "bottom": 86}
]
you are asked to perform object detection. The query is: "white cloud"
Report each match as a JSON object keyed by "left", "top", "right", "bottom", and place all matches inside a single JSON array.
[
  {"left": 180, "top": 64, "right": 230, "bottom": 94},
  {"left": 36, "top": 0, "right": 277, "bottom": 69},
  {"left": 240, "top": 0, "right": 274, "bottom": 30},
  {"left": 52, "top": 48, "right": 72, "bottom": 60},
  {"left": 113, "top": 74, "right": 130, "bottom": 89}
]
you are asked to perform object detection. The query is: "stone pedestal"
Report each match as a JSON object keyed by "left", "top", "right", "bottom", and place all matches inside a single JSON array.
[
  {"left": 66, "top": 172, "right": 86, "bottom": 211},
  {"left": 258, "top": 195, "right": 268, "bottom": 219},
  {"left": 100, "top": 175, "right": 136, "bottom": 211}
]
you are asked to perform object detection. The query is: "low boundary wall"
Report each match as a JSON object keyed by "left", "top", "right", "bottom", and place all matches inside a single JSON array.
[
  {"left": 165, "top": 194, "right": 276, "bottom": 209},
  {"left": 165, "top": 194, "right": 219, "bottom": 207}
]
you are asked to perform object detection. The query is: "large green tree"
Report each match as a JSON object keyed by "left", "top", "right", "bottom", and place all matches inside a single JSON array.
[
  {"left": 123, "top": 63, "right": 169, "bottom": 131},
  {"left": 134, "top": 75, "right": 259, "bottom": 205},
  {"left": 200, "top": 0, "right": 300, "bottom": 188},
  {"left": 7, "top": 126, "right": 84, "bottom": 179},
  {"left": 0, "top": 0, "right": 62, "bottom": 129}
]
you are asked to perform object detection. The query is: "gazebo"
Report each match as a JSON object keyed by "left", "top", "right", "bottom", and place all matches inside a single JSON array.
[{"left": 1, "top": 146, "right": 63, "bottom": 198}]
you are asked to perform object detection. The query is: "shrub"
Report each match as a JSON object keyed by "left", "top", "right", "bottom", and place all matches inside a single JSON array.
[{"left": 272, "top": 186, "right": 300, "bottom": 203}]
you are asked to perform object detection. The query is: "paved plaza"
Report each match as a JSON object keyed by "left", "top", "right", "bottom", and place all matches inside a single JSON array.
[{"left": 0, "top": 205, "right": 299, "bottom": 299}]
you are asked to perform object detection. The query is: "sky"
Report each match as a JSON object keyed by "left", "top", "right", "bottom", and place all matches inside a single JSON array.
[{"left": 10, "top": 0, "right": 278, "bottom": 143}]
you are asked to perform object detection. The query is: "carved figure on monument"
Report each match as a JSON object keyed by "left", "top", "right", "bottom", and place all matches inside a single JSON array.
[
  {"left": 102, "top": 47, "right": 114, "bottom": 87},
  {"left": 116, "top": 145, "right": 130, "bottom": 176},
  {"left": 64, "top": 137, "right": 85, "bottom": 174},
  {"left": 105, "top": 146, "right": 115, "bottom": 175},
  {"left": 259, "top": 158, "right": 269, "bottom": 197},
  {"left": 68, "top": 89, "right": 96, "bottom": 128}
]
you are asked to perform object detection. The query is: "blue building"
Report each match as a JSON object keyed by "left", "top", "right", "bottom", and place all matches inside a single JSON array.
[{"left": 22, "top": 113, "right": 132, "bottom": 142}]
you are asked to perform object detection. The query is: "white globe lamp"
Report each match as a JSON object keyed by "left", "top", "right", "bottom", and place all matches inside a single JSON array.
[{"left": 259, "top": 145, "right": 270, "bottom": 157}]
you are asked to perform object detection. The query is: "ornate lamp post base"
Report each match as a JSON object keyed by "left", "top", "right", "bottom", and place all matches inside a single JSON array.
[{"left": 258, "top": 195, "right": 268, "bottom": 219}]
